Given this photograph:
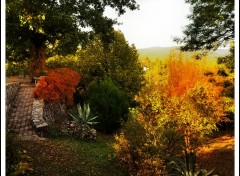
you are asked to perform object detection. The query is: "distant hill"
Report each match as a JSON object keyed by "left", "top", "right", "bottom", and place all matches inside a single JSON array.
[{"left": 138, "top": 46, "right": 229, "bottom": 61}]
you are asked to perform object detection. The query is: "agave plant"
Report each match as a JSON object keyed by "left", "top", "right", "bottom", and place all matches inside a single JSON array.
[
  {"left": 169, "top": 151, "right": 215, "bottom": 176},
  {"left": 69, "top": 103, "right": 98, "bottom": 126}
]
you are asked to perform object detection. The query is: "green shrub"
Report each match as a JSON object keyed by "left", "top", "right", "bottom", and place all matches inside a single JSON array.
[
  {"left": 6, "top": 60, "right": 29, "bottom": 77},
  {"left": 46, "top": 55, "right": 80, "bottom": 70},
  {"left": 77, "top": 31, "right": 145, "bottom": 101},
  {"left": 86, "top": 79, "right": 129, "bottom": 133}
]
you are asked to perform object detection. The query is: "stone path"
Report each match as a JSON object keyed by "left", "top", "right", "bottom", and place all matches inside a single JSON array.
[{"left": 7, "top": 83, "right": 46, "bottom": 141}]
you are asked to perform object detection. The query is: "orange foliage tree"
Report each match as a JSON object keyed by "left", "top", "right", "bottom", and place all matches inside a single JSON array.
[
  {"left": 33, "top": 68, "right": 80, "bottom": 106},
  {"left": 166, "top": 53, "right": 226, "bottom": 154},
  {"left": 114, "top": 53, "right": 227, "bottom": 175},
  {"left": 167, "top": 52, "right": 207, "bottom": 97}
]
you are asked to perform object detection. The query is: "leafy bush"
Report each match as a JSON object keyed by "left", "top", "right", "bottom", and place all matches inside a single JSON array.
[
  {"left": 33, "top": 68, "right": 80, "bottom": 106},
  {"left": 13, "top": 150, "right": 34, "bottom": 175},
  {"left": 167, "top": 54, "right": 207, "bottom": 97},
  {"left": 114, "top": 132, "right": 167, "bottom": 176},
  {"left": 77, "top": 31, "right": 145, "bottom": 101},
  {"left": 46, "top": 55, "right": 80, "bottom": 70},
  {"left": 86, "top": 79, "right": 129, "bottom": 133},
  {"left": 6, "top": 60, "right": 29, "bottom": 77}
]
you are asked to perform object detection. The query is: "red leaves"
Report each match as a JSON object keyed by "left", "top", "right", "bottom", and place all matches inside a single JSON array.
[{"left": 33, "top": 68, "right": 80, "bottom": 106}]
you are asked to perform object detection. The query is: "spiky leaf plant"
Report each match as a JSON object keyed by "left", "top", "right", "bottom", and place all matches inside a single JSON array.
[{"left": 69, "top": 103, "right": 98, "bottom": 126}]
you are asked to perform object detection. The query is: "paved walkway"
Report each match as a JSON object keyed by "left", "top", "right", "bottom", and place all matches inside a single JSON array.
[{"left": 7, "top": 83, "right": 46, "bottom": 140}]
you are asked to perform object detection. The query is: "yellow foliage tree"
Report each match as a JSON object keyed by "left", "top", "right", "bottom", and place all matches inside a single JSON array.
[
  {"left": 167, "top": 52, "right": 207, "bottom": 97},
  {"left": 114, "top": 52, "right": 227, "bottom": 175},
  {"left": 166, "top": 52, "right": 226, "bottom": 153}
]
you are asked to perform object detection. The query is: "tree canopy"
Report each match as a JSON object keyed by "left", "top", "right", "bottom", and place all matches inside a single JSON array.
[
  {"left": 77, "top": 31, "right": 145, "bottom": 100},
  {"left": 6, "top": 0, "right": 139, "bottom": 78},
  {"left": 6, "top": 0, "right": 139, "bottom": 61},
  {"left": 46, "top": 31, "right": 145, "bottom": 102},
  {"left": 174, "top": 0, "right": 234, "bottom": 51}
]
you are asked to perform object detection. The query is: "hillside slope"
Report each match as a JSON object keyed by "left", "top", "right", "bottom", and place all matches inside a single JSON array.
[{"left": 138, "top": 46, "right": 229, "bottom": 61}]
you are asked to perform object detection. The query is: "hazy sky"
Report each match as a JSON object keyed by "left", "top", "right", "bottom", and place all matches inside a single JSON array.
[{"left": 105, "top": 0, "right": 191, "bottom": 49}]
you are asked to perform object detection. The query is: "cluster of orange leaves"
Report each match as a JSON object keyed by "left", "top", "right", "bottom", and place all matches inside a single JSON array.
[
  {"left": 114, "top": 55, "right": 227, "bottom": 175},
  {"left": 33, "top": 68, "right": 80, "bottom": 106},
  {"left": 166, "top": 55, "right": 225, "bottom": 154},
  {"left": 167, "top": 56, "right": 208, "bottom": 97}
]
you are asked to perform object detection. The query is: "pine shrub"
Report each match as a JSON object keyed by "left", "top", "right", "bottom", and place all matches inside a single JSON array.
[{"left": 86, "top": 79, "right": 129, "bottom": 133}]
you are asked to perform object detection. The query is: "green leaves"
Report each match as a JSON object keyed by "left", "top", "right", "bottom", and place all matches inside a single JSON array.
[
  {"left": 6, "top": 0, "right": 139, "bottom": 60},
  {"left": 169, "top": 153, "right": 215, "bottom": 176},
  {"left": 77, "top": 31, "right": 145, "bottom": 100},
  {"left": 69, "top": 103, "right": 98, "bottom": 126},
  {"left": 175, "top": 0, "right": 234, "bottom": 51},
  {"left": 86, "top": 79, "right": 130, "bottom": 133}
]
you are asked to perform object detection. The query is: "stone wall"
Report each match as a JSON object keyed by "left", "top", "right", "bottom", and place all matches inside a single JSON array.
[
  {"left": 31, "top": 99, "right": 48, "bottom": 137},
  {"left": 31, "top": 99, "right": 67, "bottom": 136},
  {"left": 43, "top": 101, "right": 67, "bottom": 124},
  {"left": 6, "top": 82, "right": 20, "bottom": 116}
]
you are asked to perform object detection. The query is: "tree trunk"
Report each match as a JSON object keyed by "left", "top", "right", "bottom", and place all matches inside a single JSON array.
[{"left": 29, "top": 46, "right": 46, "bottom": 82}]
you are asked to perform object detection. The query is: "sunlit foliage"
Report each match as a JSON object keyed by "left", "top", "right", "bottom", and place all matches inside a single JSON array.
[
  {"left": 167, "top": 52, "right": 207, "bottom": 97},
  {"left": 33, "top": 68, "right": 80, "bottom": 106},
  {"left": 114, "top": 53, "right": 227, "bottom": 175},
  {"left": 6, "top": 0, "right": 139, "bottom": 78},
  {"left": 114, "top": 132, "right": 167, "bottom": 176}
]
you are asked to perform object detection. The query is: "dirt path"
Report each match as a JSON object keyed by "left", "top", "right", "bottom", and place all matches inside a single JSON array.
[{"left": 197, "top": 132, "right": 234, "bottom": 176}]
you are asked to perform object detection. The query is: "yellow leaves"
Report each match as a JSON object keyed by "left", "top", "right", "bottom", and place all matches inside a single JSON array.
[
  {"left": 134, "top": 53, "right": 227, "bottom": 154},
  {"left": 29, "top": 25, "right": 33, "bottom": 30},
  {"left": 114, "top": 51, "right": 232, "bottom": 175},
  {"left": 19, "top": 15, "right": 27, "bottom": 26},
  {"left": 19, "top": 13, "right": 45, "bottom": 33},
  {"left": 113, "top": 132, "right": 166, "bottom": 176},
  {"left": 38, "top": 14, "right": 45, "bottom": 20},
  {"left": 113, "top": 133, "right": 130, "bottom": 152},
  {"left": 38, "top": 28, "right": 44, "bottom": 34},
  {"left": 222, "top": 97, "right": 234, "bottom": 113}
]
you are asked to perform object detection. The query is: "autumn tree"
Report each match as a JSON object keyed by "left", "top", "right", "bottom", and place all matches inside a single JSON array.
[
  {"left": 114, "top": 53, "right": 227, "bottom": 175},
  {"left": 166, "top": 53, "right": 226, "bottom": 149},
  {"left": 174, "top": 0, "right": 234, "bottom": 51},
  {"left": 6, "top": 0, "right": 139, "bottom": 79}
]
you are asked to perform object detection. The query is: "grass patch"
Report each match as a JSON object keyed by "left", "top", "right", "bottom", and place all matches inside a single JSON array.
[
  {"left": 6, "top": 129, "right": 233, "bottom": 176},
  {"left": 22, "top": 133, "right": 128, "bottom": 176}
]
